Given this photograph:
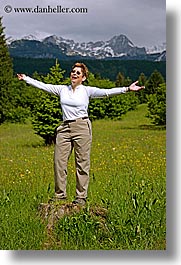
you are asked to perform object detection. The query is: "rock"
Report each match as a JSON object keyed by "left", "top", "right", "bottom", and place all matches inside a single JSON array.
[
  {"left": 38, "top": 202, "right": 83, "bottom": 231},
  {"left": 38, "top": 202, "right": 108, "bottom": 249}
]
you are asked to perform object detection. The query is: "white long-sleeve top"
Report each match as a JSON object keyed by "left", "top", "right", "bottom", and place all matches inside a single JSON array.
[{"left": 24, "top": 76, "right": 129, "bottom": 121}]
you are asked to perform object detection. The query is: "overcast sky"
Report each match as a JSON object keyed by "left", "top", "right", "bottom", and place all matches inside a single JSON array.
[{"left": 0, "top": 0, "right": 166, "bottom": 48}]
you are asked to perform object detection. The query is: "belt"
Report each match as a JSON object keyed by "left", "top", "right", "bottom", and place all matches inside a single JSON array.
[{"left": 63, "top": 117, "right": 88, "bottom": 124}]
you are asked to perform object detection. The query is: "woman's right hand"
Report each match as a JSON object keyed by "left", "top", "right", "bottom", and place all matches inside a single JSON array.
[{"left": 17, "top": 74, "right": 26, "bottom": 80}]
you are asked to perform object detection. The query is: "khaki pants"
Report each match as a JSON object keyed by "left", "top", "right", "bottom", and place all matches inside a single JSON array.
[{"left": 54, "top": 118, "right": 92, "bottom": 199}]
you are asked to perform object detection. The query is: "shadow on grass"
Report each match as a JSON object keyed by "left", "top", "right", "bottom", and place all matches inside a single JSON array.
[
  {"left": 120, "top": 124, "right": 166, "bottom": 131},
  {"left": 139, "top": 124, "right": 166, "bottom": 131},
  {"left": 22, "top": 141, "right": 47, "bottom": 149}
]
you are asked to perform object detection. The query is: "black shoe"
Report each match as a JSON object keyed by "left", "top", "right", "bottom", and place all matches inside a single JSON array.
[{"left": 72, "top": 198, "right": 86, "bottom": 206}]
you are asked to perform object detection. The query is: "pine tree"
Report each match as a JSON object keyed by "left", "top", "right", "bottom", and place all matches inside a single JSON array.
[
  {"left": 138, "top": 72, "right": 147, "bottom": 103},
  {"left": 32, "top": 60, "right": 69, "bottom": 145},
  {"left": 139, "top": 70, "right": 165, "bottom": 103},
  {"left": 147, "top": 83, "right": 166, "bottom": 125},
  {"left": 0, "top": 16, "right": 13, "bottom": 123},
  {"left": 115, "top": 72, "right": 125, "bottom": 87},
  {"left": 145, "top": 70, "right": 165, "bottom": 96}
]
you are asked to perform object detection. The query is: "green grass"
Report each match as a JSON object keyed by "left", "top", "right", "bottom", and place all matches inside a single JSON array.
[{"left": 0, "top": 104, "right": 166, "bottom": 250}]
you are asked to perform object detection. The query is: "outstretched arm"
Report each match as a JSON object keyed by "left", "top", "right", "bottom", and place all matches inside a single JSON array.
[
  {"left": 87, "top": 81, "right": 145, "bottom": 98},
  {"left": 17, "top": 74, "right": 63, "bottom": 96}
]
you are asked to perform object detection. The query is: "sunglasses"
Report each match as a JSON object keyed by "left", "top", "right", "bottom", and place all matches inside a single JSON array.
[{"left": 71, "top": 69, "right": 82, "bottom": 76}]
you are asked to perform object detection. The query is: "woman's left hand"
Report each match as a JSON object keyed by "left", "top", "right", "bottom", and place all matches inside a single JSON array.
[{"left": 129, "top": 81, "right": 145, "bottom": 91}]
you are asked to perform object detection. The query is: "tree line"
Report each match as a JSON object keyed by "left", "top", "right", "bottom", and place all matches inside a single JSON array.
[{"left": 12, "top": 57, "right": 166, "bottom": 82}]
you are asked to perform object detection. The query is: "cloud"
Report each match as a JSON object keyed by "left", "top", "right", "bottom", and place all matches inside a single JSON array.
[{"left": 0, "top": 0, "right": 166, "bottom": 47}]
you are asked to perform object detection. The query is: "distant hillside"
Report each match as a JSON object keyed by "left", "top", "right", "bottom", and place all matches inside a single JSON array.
[{"left": 12, "top": 57, "right": 166, "bottom": 81}]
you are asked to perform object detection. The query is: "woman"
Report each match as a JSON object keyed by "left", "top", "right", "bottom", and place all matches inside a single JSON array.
[{"left": 17, "top": 62, "right": 144, "bottom": 206}]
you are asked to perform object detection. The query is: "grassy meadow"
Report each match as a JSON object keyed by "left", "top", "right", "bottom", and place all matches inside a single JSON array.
[{"left": 0, "top": 104, "right": 166, "bottom": 250}]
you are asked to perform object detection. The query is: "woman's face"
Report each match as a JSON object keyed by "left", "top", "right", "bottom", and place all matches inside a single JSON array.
[{"left": 70, "top": 67, "right": 86, "bottom": 87}]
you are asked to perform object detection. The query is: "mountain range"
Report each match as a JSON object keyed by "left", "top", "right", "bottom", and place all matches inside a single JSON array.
[{"left": 7, "top": 34, "right": 166, "bottom": 61}]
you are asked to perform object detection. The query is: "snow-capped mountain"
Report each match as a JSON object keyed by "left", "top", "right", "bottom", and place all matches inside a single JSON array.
[
  {"left": 7, "top": 34, "right": 166, "bottom": 61},
  {"left": 146, "top": 43, "right": 166, "bottom": 54},
  {"left": 21, "top": 34, "right": 40, "bottom": 41},
  {"left": 6, "top": 36, "right": 15, "bottom": 45},
  {"left": 155, "top": 50, "right": 166, "bottom": 62}
]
